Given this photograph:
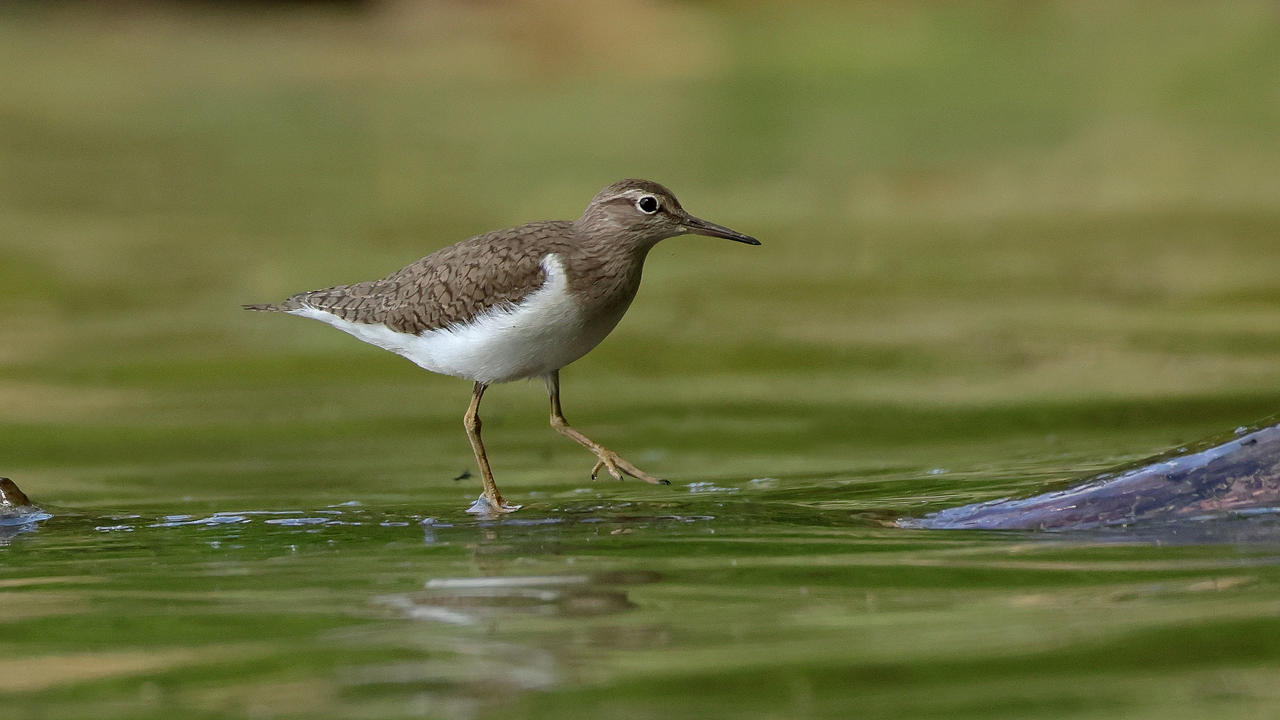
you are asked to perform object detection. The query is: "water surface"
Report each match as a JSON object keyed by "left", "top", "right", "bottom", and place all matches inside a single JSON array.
[
  {"left": 4, "top": 3, "right": 1280, "bottom": 718},
  {"left": 6, "top": 447, "right": 1280, "bottom": 720}
]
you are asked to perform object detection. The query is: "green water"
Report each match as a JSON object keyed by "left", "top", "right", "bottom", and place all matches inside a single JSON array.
[
  {"left": 6, "top": 450, "right": 1280, "bottom": 720},
  {"left": 4, "top": 2, "right": 1280, "bottom": 718}
]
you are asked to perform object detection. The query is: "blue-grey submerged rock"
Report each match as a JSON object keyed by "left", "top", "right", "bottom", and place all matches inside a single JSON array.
[{"left": 906, "top": 421, "right": 1280, "bottom": 531}]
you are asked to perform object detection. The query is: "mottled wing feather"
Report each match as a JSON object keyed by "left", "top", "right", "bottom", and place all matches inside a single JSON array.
[{"left": 284, "top": 221, "right": 574, "bottom": 334}]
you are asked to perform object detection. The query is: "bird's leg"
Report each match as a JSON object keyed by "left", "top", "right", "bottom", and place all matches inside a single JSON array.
[
  {"left": 543, "top": 371, "right": 668, "bottom": 485},
  {"left": 463, "top": 382, "right": 520, "bottom": 513}
]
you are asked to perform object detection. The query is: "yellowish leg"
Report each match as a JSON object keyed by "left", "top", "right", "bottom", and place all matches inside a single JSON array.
[
  {"left": 544, "top": 370, "right": 669, "bottom": 485},
  {"left": 463, "top": 382, "right": 520, "bottom": 513}
]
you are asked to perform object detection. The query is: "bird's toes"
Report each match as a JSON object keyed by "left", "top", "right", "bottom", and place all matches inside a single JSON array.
[
  {"left": 612, "top": 457, "right": 664, "bottom": 485},
  {"left": 466, "top": 494, "right": 522, "bottom": 516},
  {"left": 591, "top": 455, "right": 625, "bottom": 481},
  {"left": 589, "top": 450, "right": 665, "bottom": 485}
]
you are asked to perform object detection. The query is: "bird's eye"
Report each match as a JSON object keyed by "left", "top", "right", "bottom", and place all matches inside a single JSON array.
[{"left": 636, "top": 195, "right": 660, "bottom": 214}]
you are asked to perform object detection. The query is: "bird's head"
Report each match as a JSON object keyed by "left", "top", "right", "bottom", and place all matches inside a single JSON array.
[{"left": 576, "top": 179, "right": 759, "bottom": 250}]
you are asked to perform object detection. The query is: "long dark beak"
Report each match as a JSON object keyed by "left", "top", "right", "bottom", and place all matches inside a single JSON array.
[{"left": 682, "top": 215, "right": 760, "bottom": 245}]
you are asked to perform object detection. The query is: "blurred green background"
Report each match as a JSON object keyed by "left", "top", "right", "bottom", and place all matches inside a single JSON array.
[
  {"left": 2, "top": 2, "right": 1280, "bottom": 719},
  {"left": 3, "top": 0, "right": 1280, "bottom": 503}
]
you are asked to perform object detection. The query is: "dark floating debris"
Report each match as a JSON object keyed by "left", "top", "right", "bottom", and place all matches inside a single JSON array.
[
  {"left": 906, "top": 419, "right": 1280, "bottom": 531},
  {"left": 0, "top": 478, "right": 32, "bottom": 508},
  {"left": 0, "top": 477, "right": 53, "bottom": 540}
]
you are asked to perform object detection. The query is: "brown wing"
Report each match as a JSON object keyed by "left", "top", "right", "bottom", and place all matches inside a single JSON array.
[{"left": 283, "top": 221, "right": 574, "bottom": 334}]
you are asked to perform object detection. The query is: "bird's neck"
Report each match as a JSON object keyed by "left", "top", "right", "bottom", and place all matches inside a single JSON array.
[{"left": 562, "top": 233, "right": 651, "bottom": 319}]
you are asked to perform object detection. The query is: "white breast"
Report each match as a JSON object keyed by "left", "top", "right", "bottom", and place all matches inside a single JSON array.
[{"left": 290, "top": 253, "right": 626, "bottom": 384}]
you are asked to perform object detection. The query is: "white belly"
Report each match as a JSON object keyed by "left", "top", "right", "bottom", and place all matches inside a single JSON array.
[{"left": 290, "top": 253, "right": 625, "bottom": 384}]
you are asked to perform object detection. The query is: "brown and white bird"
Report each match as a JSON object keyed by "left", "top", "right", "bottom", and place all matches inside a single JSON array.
[{"left": 245, "top": 179, "right": 758, "bottom": 513}]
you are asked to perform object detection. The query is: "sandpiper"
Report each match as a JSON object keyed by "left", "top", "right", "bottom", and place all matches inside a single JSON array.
[{"left": 245, "top": 179, "right": 758, "bottom": 513}]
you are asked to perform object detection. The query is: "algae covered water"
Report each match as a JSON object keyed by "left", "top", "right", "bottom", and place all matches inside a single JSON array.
[{"left": 4, "top": 2, "right": 1280, "bottom": 718}]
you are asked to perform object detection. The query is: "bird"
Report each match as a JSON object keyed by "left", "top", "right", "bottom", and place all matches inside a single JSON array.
[{"left": 244, "top": 179, "right": 759, "bottom": 513}]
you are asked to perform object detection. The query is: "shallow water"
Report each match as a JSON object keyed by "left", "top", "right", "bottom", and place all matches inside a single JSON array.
[{"left": 6, "top": 450, "right": 1280, "bottom": 720}]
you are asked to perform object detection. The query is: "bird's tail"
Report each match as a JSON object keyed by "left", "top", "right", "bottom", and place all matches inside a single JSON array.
[{"left": 242, "top": 301, "right": 302, "bottom": 312}]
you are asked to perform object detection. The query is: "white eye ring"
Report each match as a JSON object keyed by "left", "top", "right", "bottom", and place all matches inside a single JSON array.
[{"left": 636, "top": 195, "right": 660, "bottom": 214}]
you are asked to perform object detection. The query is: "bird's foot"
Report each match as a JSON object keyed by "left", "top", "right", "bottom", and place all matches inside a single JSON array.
[
  {"left": 589, "top": 449, "right": 669, "bottom": 485},
  {"left": 466, "top": 493, "right": 522, "bottom": 516}
]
